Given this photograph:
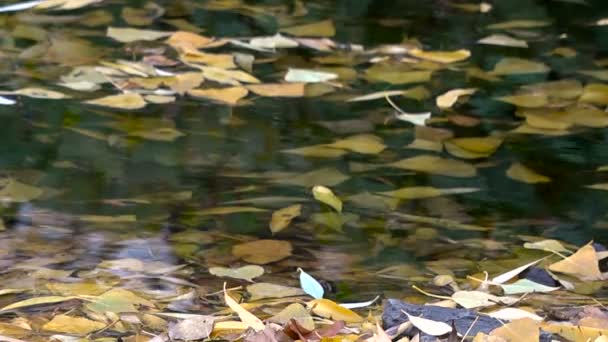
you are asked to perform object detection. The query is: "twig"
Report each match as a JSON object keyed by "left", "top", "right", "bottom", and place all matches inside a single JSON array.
[{"left": 460, "top": 316, "right": 479, "bottom": 342}]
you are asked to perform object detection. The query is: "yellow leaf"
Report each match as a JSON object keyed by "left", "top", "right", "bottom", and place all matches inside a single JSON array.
[
  {"left": 325, "top": 134, "right": 386, "bottom": 154},
  {"left": 495, "top": 94, "right": 548, "bottom": 108},
  {"left": 312, "top": 185, "right": 342, "bottom": 212},
  {"left": 247, "top": 83, "right": 306, "bottom": 97},
  {"left": 436, "top": 88, "right": 477, "bottom": 109},
  {"left": 188, "top": 87, "right": 248, "bottom": 105},
  {"left": 408, "top": 48, "right": 471, "bottom": 64},
  {"left": 490, "top": 58, "right": 549, "bottom": 76},
  {"left": 232, "top": 239, "right": 293, "bottom": 264},
  {"left": 199, "top": 66, "right": 260, "bottom": 85},
  {"left": 579, "top": 83, "right": 608, "bottom": 105},
  {"left": 445, "top": 137, "right": 503, "bottom": 159},
  {"left": 85, "top": 93, "right": 146, "bottom": 110},
  {"left": 549, "top": 244, "right": 603, "bottom": 281},
  {"left": 269, "top": 303, "right": 315, "bottom": 331},
  {"left": 506, "top": 163, "right": 551, "bottom": 184},
  {"left": 0, "top": 296, "right": 77, "bottom": 312},
  {"left": 487, "top": 20, "right": 551, "bottom": 30},
  {"left": 210, "top": 265, "right": 264, "bottom": 282},
  {"left": 281, "top": 19, "right": 336, "bottom": 37},
  {"left": 378, "top": 186, "right": 478, "bottom": 200},
  {"left": 307, "top": 299, "right": 363, "bottom": 323},
  {"left": 269, "top": 204, "right": 302, "bottom": 233},
  {"left": 490, "top": 318, "right": 539, "bottom": 342},
  {"left": 197, "top": 206, "right": 266, "bottom": 216},
  {"left": 181, "top": 51, "right": 236, "bottom": 69},
  {"left": 282, "top": 144, "right": 348, "bottom": 158},
  {"left": 106, "top": 27, "right": 172, "bottom": 43},
  {"left": 43, "top": 314, "right": 105, "bottom": 335},
  {"left": 166, "top": 72, "right": 205, "bottom": 94},
  {"left": 167, "top": 31, "right": 214, "bottom": 50},
  {"left": 389, "top": 155, "right": 477, "bottom": 178},
  {"left": 223, "top": 283, "right": 265, "bottom": 331},
  {"left": 541, "top": 322, "right": 608, "bottom": 342}
]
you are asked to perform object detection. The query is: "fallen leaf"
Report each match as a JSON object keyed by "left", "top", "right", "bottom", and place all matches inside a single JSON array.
[
  {"left": 408, "top": 48, "right": 471, "bottom": 63},
  {"left": 477, "top": 34, "right": 528, "bottom": 48},
  {"left": 247, "top": 283, "right": 305, "bottom": 301},
  {"left": 247, "top": 83, "right": 306, "bottom": 97},
  {"left": 197, "top": 206, "right": 266, "bottom": 216},
  {"left": 284, "top": 68, "right": 338, "bottom": 83},
  {"left": 167, "top": 31, "right": 214, "bottom": 50},
  {"left": 85, "top": 93, "right": 146, "bottom": 110},
  {"left": 281, "top": 19, "right": 335, "bottom": 37},
  {"left": 0, "top": 296, "right": 76, "bottom": 312},
  {"left": 269, "top": 303, "right": 315, "bottom": 331},
  {"left": 500, "top": 279, "right": 560, "bottom": 295},
  {"left": 42, "top": 315, "right": 105, "bottom": 335},
  {"left": 451, "top": 291, "right": 517, "bottom": 309},
  {"left": 549, "top": 244, "right": 603, "bottom": 281},
  {"left": 490, "top": 58, "right": 549, "bottom": 76},
  {"left": 232, "top": 240, "right": 293, "bottom": 264},
  {"left": 389, "top": 155, "right": 477, "bottom": 178},
  {"left": 209, "top": 265, "right": 265, "bottom": 282},
  {"left": 325, "top": 134, "right": 386, "bottom": 154},
  {"left": 188, "top": 87, "right": 248, "bottom": 105},
  {"left": 107, "top": 27, "right": 173, "bottom": 43},
  {"left": 487, "top": 20, "right": 551, "bottom": 30},
  {"left": 249, "top": 33, "right": 299, "bottom": 49},
  {"left": 224, "top": 284, "right": 265, "bottom": 331},
  {"left": 0, "top": 178, "right": 43, "bottom": 202},
  {"left": 444, "top": 137, "right": 502, "bottom": 159},
  {"left": 298, "top": 268, "right": 324, "bottom": 299},
  {"left": 273, "top": 167, "right": 349, "bottom": 187},
  {"left": 487, "top": 308, "right": 542, "bottom": 321},
  {"left": 269, "top": 204, "right": 301, "bottom": 233},
  {"left": 490, "top": 318, "right": 539, "bottom": 342},
  {"left": 312, "top": 185, "right": 342, "bottom": 212},
  {"left": 541, "top": 322, "right": 608, "bottom": 342},
  {"left": 495, "top": 94, "right": 548, "bottom": 108},
  {"left": 86, "top": 288, "right": 154, "bottom": 313},
  {"left": 378, "top": 186, "right": 478, "bottom": 200},
  {"left": 506, "top": 163, "right": 551, "bottom": 184},
  {"left": 168, "top": 316, "right": 214, "bottom": 341},
  {"left": 394, "top": 111, "right": 432, "bottom": 126},
  {"left": 130, "top": 127, "right": 185, "bottom": 142},
  {"left": 0, "top": 87, "right": 69, "bottom": 99},
  {"left": 405, "top": 312, "right": 452, "bottom": 336},
  {"left": 436, "top": 88, "right": 477, "bottom": 109},
  {"left": 523, "top": 239, "right": 569, "bottom": 253},
  {"left": 307, "top": 298, "right": 363, "bottom": 323}
]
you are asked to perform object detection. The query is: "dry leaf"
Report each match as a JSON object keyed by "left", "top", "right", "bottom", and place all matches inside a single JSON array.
[
  {"left": 269, "top": 204, "right": 302, "bottom": 233},
  {"left": 247, "top": 83, "right": 306, "bottom": 97},
  {"left": 307, "top": 298, "right": 363, "bottom": 323},
  {"left": 42, "top": 315, "right": 105, "bottom": 335},
  {"left": 312, "top": 185, "right": 342, "bottom": 212},
  {"left": 188, "top": 87, "right": 248, "bottom": 105},
  {"left": 506, "top": 163, "right": 551, "bottom": 184},
  {"left": 85, "top": 93, "right": 146, "bottom": 110},
  {"left": 549, "top": 244, "right": 603, "bottom": 281},
  {"left": 281, "top": 19, "right": 336, "bottom": 37},
  {"left": 232, "top": 239, "right": 293, "bottom": 264},
  {"left": 490, "top": 318, "right": 539, "bottom": 342},
  {"left": 209, "top": 265, "right": 265, "bottom": 282},
  {"left": 224, "top": 284, "right": 265, "bottom": 331},
  {"left": 436, "top": 88, "right": 477, "bottom": 109}
]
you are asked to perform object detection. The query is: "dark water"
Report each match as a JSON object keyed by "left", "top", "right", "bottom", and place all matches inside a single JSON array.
[{"left": 1, "top": 0, "right": 608, "bottom": 300}]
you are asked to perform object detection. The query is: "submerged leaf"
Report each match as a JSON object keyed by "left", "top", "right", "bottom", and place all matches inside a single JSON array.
[
  {"left": 85, "top": 93, "right": 146, "bottom": 110},
  {"left": 389, "top": 155, "right": 477, "bottom": 178},
  {"left": 506, "top": 163, "right": 551, "bottom": 184},
  {"left": 269, "top": 204, "right": 301, "bottom": 233},
  {"left": 42, "top": 315, "right": 105, "bottom": 335},
  {"left": 209, "top": 265, "right": 265, "bottom": 282},
  {"left": 168, "top": 316, "right": 214, "bottom": 342},
  {"left": 408, "top": 48, "right": 471, "bottom": 63},
  {"left": 281, "top": 19, "right": 336, "bottom": 37},
  {"left": 325, "top": 134, "right": 386, "bottom": 154},
  {"left": 490, "top": 57, "right": 550, "bottom": 75},
  {"left": 232, "top": 240, "right": 293, "bottom": 264},
  {"left": 107, "top": 27, "right": 172, "bottom": 43}
]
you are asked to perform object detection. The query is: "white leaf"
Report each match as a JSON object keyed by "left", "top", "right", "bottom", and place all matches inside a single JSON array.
[
  {"left": 340, "top": 295, "right": 379, "bottom": 309},
  {"left": 491, "top": 258, "right": 544, "bottom": 284},
  {"left": 0, "top": 96, "right": 16, "bottom": 105},
  {"left": 284, "top": 68, "right": 337, "bottom": 83},
  {"left": 298, "top": 268, "right": 324, "bottom": 299},
  {"left": 487, "top": 308, "right": 543, "bottom": 321},
  {"left": 394, "top": 112, "right": 431, "bottom": 126},
  {"left": 0, "top": 0, "right": 42, "bottom": 13},
  {"left": 500, "top": 279, "right": 560, "bottom": 295},
  {"left": 404, "top": 311, "right": 452, "bottom": 336}
]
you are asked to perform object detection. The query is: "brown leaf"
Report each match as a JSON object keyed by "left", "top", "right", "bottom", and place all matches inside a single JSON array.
[
  {"left": 188, "top": 87, "right": 248, "bottom": 105},
  {"left": 232, "top": 239, "right": 293, "bottom": 264},
  {"left": 549, "top": 244, "right": 603, "bottom": 281}
]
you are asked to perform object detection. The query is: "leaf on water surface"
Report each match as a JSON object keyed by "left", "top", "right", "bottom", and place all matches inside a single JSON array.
[
  {"left": 209, "top": 265, "right": 265, "bottom": 282},
  {"left": 199, "top": 66, "right": 260, "bottom": 85},
  {"left": 495, "top": 93, "right": 548, "bottom": 108},
  {"left": 269, "top": 204, "right": 301, "bottom": 234},
  {"left": 487, "top": 308, "right": 543, "bottom": 321},
  {"left": 389, "top": 155, "right": 477, "bottom": 178},
  {"left": 0, "top": 0, "right": 43, "bottom": 13},
  {"left": 312, "top": 185, "right": 342, "bottom": 212},
  {"left": 370, "top": 322, "right": 393, "bottom": 342},
  {"left": 42, "top": 314, "right": 105, "bottom": 335},
  {"left": 197, "top": 206, "right": 267, "bottom": 216},
  {"left": 522, "top": 79, "right": 583, "bottom": 100},
  {"left": 451, "top": 291, "right": 517, "bottom": 309},
  {"left": 269, "top": 303, "right": 315, "bottom": 331},
  {"left": 78, "top": 214, "right": 137, "bottom": 223},
  {"left": 579, "top": 70, "right": 608, "bottom": 81},
  {"left": 0, "top": 178, "right": 43, "bottom": 202},
  {"left": 490, "top": 318, "right": 540, "bottom": 342},
  {"left": 436, "top": 88, "right": 477, "bottom": 109},
  {"left": 249, "top": 33, "right": 299, "bottom": 49},
  {"left": 394, "top": 111, "right": 432, "bottom": 126},
  {"left": 0, "top": 87, "right": 69, "bottom": 99},
  {"left": 487, "top": 20, "right": 551, "bottom": 30},
  {"left": 166, "top": 31, "right": 214, "bottom": 50},
  {"left": 282, "top": 144, "right": 348, "bottom": 158},
  {"left": 247, "top": 283, "right": 305, "bottom": 301},
  {"left": 188, "top": 86, "right": 248, "bottom": 105},
  {"left": 35, "top": 0, "right": 102, "bottom": 10},
  {"left": 477, "top": 34, "right": 528, "bottom": 48},
  {"left": 579, "top": 83, "right": 608, "bottom": 105},
  {"left": 298, "top": 268, "right": 324, "bottom": 299},
  {"left": 348, "top": 87, "right": 430, "bottom": 102},
  {"left": 46, "top": 281, "right": 111, "bottom": 296},
  {"left": 168, "top": 315, "right": 215, "bottom": 341},
  {"left": 284, "top": 68, "right": 338, "bottom": 83},
  {"left": 500, "top": 279, "right": 560, "bottom": 295},
  {"left": 85, "top": 93, "right": 147, "bottom": 110},
  {"left": 273, "top": 167, "right": 350, "bottom": 187},
  {"left": 144, "top": 94, "right": 176, "bottom": 104},
  {"left": 491, "top": 258, "right": 544, "bottom": 284},
  {"left": 506, "top": 163, "right": 551, "bottom": 184},
  {"left": 444, "top": 137, "right": 503, "bottom": 159},
  {"left": 408, "top": 48, "right": 470, "bottom": 64},
  {"left": 107, "top": 27, "right": 173, "bottom": 43},
  {"left": 404, "top": 311, "right": 452, "bottom": 336},
  {"left": 548, "top": 243, "right": 603, "bottom": 281},
  {"left": 0, "top": 96, "right": 15, "bottom": 105},
  {"left": 306, "top": 298, "right": 363, "bottom": 323},
  {"left": 224, "top": 283, "right": 265, "bottom": 331},
  {"left": 324, "top": 134, "right": 386, "bottom": 154},
  {"left": 365, "top": 68, "right": 433, "bottom": 85},
  {"left": 523, "top": 239, "right": 570, "bottom": 253},
  {"left": 490, "top": 57, "right": 550, "bottom": 76},
  {"left": 281, "top": 19, "right": 336, "bottom": 37},
  {"left": 378, "top": 186, "right": 479, "bottom": 200},
  {"left": 0, "top": 296, "right": 77, "bottom": 312},
  {"left": 541, "top": 322, "right": 608, "bottom": 342},
  {"left": 181, "top": 51, "right": 236, "bottom": 69},
  {"left": 87, "top": 288, "right": 154, "bottom": 313},
  {"left": 247, "top": 83, "right": 306, "bottom": 97},
  {"left": 232, "top": 239, "right": 293, "bottom": 264},
  {"left": 340, "top": 295, "right": 380, "bottom": 309}
]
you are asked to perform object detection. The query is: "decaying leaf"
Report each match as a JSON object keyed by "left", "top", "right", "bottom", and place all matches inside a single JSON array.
[
  {"left": 224, "top": 284, "right": 265, "bottom": 331},
  {"left": 168, "top": 316, "right": 214, "bottom": 341},
  {"left": 232, "top": 239, "right": 293, "bottom": 264},
  {"left": 85, "top": 93, "right": 147, "bottom": 110},
  {"left": 42, "top": 315, "right": 105, "bottom": 335},
  {"left": 307, "top": 298, "right": 363, "bottom": 323},
  {"left": 209, "top": 265, "right": 265, "bottom": 282},
  {"left": 188, "top": 87, "right": 249, "bottom": 105},
  {"left": 548, "top": 244, "right": 603, "bottom": 281},
  {"left": 269, "top": 204, "right": 301, "bottom": 233}
]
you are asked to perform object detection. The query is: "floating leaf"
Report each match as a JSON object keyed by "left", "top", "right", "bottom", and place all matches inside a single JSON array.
[
  {"left": 273, "top": 167, "right": 349, "bottom": 187},
  {"left": 312, "top": 185, "right": 342, "bottom": 212},
  {"left": 232, "top": 239, "right": 293, "bottom": 264},
  {"left": 188, "top": 87, "right": 248, "bottom": 105},
  {"left": 490, "top": 318, "right": 539, "bottom": 342},
  {"left": 87, "top": 288, "right": 154, "bottom": 313},
  {"left": 436, "top": 88, "right": 477, "bottom": 109},
  {"left": 506, "top": 163, "right": 551, "bottom": 184},
  {"left": 451, "top": 291, "right": 517, "bottom": 309},
  {"left": 0, "top": 296, "right": 76, "bottom": 312},
  {"left": 349, "top": 87, "right": 430, "bottom": 102},
  {"left": 247, "top": 83, "right": 306, "bottom": 97},
  {"left": 324, "top": 134, "right": 386, "bottom": 154},
  {"left": 408, "top": 48, "right": 471, "bottom": 64},
  {"left": 444, "top": 137, "right": 503, "bottom": 159},
  {"left": 492, "top": 258, "right": 544, "bottom": 284},
  {"left": 209, "top": 265, "right": 265, "bottom": 282},
  {"left": 523, "top": 239, "right": 569, "bottom": 253},
  {"left": 167, "top": 31, "right": 214, "bottom": 50},
  {"left": 365, "top": 68, "right": 433, "bottom": 85},
  {"left": 197, "top": 206, "right": 266, "bottom": 216},
  {"left": 249, "top": 33, "right": 299, "bottom": 49},
  {"left": 224, "top": 284, "right": 265, "bottom": 331},
  {"left": 378, "top": 186, "right": 478, "bottom": 200},
  {"left": 307, "top": 298, "right": 363, "bottom": 323},
  {"left": 0, "top": 87, "right": 69, "bottom": 99},
  {"left": 541, "top": 322, "right": 608, "bottom": 342},
  {"left": 85, "top": 93, "right": 146, "bottom": 110},
  {"left": 0, "top": 96, "right": 15, "bottom": 105},
  {"left": 168, "top": 316, "right": 214, "bottom": 342},
  {"left": 42, "top": 315, "right": 105, "bottom": 335},
  {"left": 548, "top": 244, "right": 603, "bottom": 281},
  {"left": 130, "top": 127, "right": 185, "bottom": 142},
  {"left": 389, "top": 155, "right": 477, "bottom": 178},
  {"left": 281, "top": 19, "right": 336, "bottom": 37},
  {"left": 284, "top": 68, "right": 338, "bottom": 83},
  {"left": 405, "top": 312, "right": 452, "bottom": 336},
  {"left": 247, "top": 283, "right": 305, "bottom": 301},
  {"left": 579, "top": 83, "right": 608, "bottom": 105},
  {"left": 269, "top": 303, "right": 315, "bottom": 331},
  {"left": 477, "top": 34, "right": 528, "bottom": 48},
  {"left": 487, "top": 308, "right": 543, "bottom": 321},
  {"left": 500, "top": 279, "right": 560, "bottom": 295},
  {"left": 490, "top": 57, "right": 550, "bottom": 76},
  {"left": 0, "top": 178, "right": 43, "bottom": 202},
  {"left": 298, "top": 268, "right": 324, "bottom": 299},
  {"left": 495, "top": 94, "right": 548, "bottom": 108},
  {"left": 282, "top": 144, "right": 348, "bottom": 158},
  {"left": 107, "top": 27, "right": 172, "bottom": 43},
  {"left": 487, "top": 20, "right": 551, "bottom": 30},
  {"left": 340, "top": 296, "right": 380, "bottom": 309},
  {"left": 269, "top": 204, "right": 301, "bottom": 234}
]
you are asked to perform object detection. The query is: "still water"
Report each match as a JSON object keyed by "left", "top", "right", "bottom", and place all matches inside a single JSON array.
[{"left": 0, "top": 0, "right": 608, "bottom": 301}]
